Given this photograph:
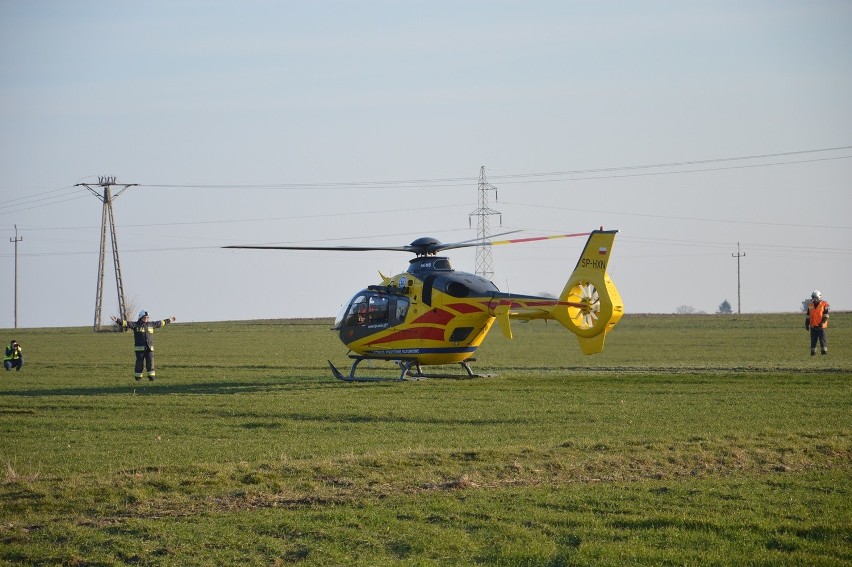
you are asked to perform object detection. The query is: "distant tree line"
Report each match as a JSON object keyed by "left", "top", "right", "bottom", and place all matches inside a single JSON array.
[{"left": 673, "top": 300, "right": 732, "bottom": 314}]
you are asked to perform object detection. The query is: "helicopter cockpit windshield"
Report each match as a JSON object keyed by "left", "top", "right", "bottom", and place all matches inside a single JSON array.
[
  {"left": 333, "top": 299, "right": 353, "bottom": 330},
  {"left": 334, "top": 291, "right": 410, "bottom": 330}
]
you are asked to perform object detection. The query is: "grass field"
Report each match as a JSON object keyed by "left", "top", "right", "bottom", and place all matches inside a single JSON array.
[{"left": 1, "top": 313, "right": 850, "bottom": 566}]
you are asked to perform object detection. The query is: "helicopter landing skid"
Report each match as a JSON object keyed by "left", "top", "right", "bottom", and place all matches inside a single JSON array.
[
  {"left": 402, "top": 359, "right": 494, "bottom": 380},
  {"left": 328, "top": 357, "right": 493, "bottom": 382},
  {"left": 328, "top": 358, "right": 407, "bottom": 382}
]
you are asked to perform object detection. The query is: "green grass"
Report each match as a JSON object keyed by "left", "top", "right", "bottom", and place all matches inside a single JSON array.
[{"left": 1, "top": 314, "right": 850, "bottom": 565}]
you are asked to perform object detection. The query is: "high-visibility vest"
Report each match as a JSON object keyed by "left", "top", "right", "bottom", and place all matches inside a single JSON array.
[
  {"left": 808, "top": 300, "right": 829, "bottom": 328},
  {"left": 4, "top": 345, "right": 22, "bottom": 362}
]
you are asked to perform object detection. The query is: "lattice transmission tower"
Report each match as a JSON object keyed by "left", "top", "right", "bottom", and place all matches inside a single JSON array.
[
  {"left": 76, "top": 176, "right": 138, "bottom": 331},
  {"left": 468, "top": 166, "right": 501, "bottom": 280}
]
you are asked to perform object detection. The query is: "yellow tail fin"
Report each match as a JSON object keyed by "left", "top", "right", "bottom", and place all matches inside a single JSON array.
[{"left": 551, "top": 230, "right": 624, "bottom": 354}]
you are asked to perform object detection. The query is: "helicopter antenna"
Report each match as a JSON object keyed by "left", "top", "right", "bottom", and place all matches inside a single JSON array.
[
  {"left": 469, "top": 165, "right": 501, "bottom": 280},
  {"left": 75, "top": 176, "right": 138, "bottom": 332}
]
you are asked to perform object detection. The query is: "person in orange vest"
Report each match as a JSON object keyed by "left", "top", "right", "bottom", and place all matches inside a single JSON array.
[{"left": 805, "top": 290, "right": 829, "bottom": 356}]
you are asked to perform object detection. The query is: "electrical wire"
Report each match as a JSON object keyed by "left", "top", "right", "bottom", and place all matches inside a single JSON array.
[
  {"left": 2, "top": 145, "right": 849, "bottom": 221},
  {"left": 486, "top": 145, "right": 852, "bottom": 179},
  {"left": 0, "top": 187, "right": 90, "bottom": 215},
  {"left": 10, "top": 203, "right": 472, "bottom": 232},
  {"left": 4, "top": 218, "right": 851, "bottom": 259},
  {"left": 500, "top": 202, "right": 852, "bottom": 231},
  {"left": 107, "top": 145, "right": 852, "bottom": 191}
]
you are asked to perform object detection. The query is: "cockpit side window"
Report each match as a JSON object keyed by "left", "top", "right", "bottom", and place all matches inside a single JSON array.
[
  {"left": 368, "top": 296, "right": 389, "bottom": 324},
  {"left": 393, "top": 298, "right": 410, "bottom": 324}
]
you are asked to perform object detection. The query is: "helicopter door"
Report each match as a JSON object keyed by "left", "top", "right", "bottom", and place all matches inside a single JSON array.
[{"left": 367, "top": 295, "right": 389, "bottom": 326}]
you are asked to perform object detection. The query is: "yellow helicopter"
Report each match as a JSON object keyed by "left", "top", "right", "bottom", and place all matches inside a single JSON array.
[{"left": 225, "top": 228, "right": 623, "bottom": 380}]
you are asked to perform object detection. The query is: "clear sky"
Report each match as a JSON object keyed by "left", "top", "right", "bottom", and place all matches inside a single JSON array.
[{"left": 1, "top": 1, "right": 850, "bottom": 328}]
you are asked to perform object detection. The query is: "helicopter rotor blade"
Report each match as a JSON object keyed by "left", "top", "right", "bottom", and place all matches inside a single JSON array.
[
  {"left": 489, "top": 232, "right": 591, "bottom": 246},
  {"left": 223, "top": 230, "right": 593, "bottom": 255},
  {"left": 223, "top": 230, "right": 524, "bottom": 255},
  {"left": 440, "top": 229, "right": 521, "bottom": 246},
  {"left": 426, "top": 230, "right": 522, "bottom": 252},
  {"left": 222, "top": 244, "right": 412, "bottom": 252},
  {"left": 422, "top": 230, "right": 591, "bottom": 253}
]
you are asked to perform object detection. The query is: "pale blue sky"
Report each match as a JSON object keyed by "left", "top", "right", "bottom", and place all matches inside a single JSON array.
[{"left": 1, "top": 1, "right": 851, "bottom": 328}]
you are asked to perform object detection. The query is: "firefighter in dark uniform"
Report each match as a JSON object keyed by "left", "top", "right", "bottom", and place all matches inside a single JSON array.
[
  {"left": 111, "top": 310, "right": 177, "bottom": 380},
  {"left": 805, "top": 290, "right": 829, "bottom": 356}
]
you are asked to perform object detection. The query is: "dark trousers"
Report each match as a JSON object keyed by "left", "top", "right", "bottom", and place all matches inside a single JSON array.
[
  {"left": 810, "top": 327, "right": 827, "bottom": 353},
  {"left": 134, "top": 349, "right": 155, "bottom": 378},
  {"left": 4, "top": 358, "right": 23, "bottom": 371}
]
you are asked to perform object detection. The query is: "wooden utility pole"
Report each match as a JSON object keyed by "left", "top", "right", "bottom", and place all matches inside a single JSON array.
[
  {"left": 732, "top": 242, "right": 746, "bottom": 314},
  {"left": 10, "top": 225, "right": 22, "bottom": 328}
]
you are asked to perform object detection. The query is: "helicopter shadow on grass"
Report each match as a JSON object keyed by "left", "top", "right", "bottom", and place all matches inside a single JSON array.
[{"left": 1, "top": 374, "right": 348, "bottom": 398}]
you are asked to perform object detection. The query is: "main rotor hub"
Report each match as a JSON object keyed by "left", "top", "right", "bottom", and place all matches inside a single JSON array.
[{"left": 408, "top": 236, "right": 442, "bottom": 256}]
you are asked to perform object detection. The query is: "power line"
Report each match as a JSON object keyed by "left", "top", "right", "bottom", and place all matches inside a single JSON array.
[
  {"left": 99, "top": 146, "right": 852, "bottom": 191},
  {"left": 0, "top": 188, "right": 89, "bottom": 215},
  {"left": 10, "top": 205, "right": 850, "bottom": 241},
  {"left": 1, "top": 235, "right": 849, "bottom": 260},
  {"left": 2, "top": 185, "right": 80, "bottom": 205},
  {"left": 13, "top": 203, "right": 472, "bottom": 232},
  {"left": 615, "top": 235, "right": 852, "bottom": 254},
  {"left": 485, "top": 145, "right": 852, "bottom": 180},
  {"left": 1, "top": 145, "right": 850, "bottom": 216},
  {"left": 502, "top": 202, "right": 852, "bottom": 231},
  {"left": 491, "top": 155, "right": 852, "bottom": 186},
  {"left": 137, "top": 153, "right": 852, "bottom": 191}
]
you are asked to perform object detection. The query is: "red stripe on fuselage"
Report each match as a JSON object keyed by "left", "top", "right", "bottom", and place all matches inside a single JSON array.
[
  {"left": 367, "top": 326, "right": 446, "bottom": 345},
  {"left": 413, "top": 308, "right": 455, "bottom": 325},
  {"left": 447, "top": 302, "right": 485, "bottom": 314}
]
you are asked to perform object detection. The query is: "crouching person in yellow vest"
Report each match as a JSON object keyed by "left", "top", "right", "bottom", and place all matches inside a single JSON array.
[
  {"left": 4, "top": 339, "right": 23, "bottom": 371},
  {"left": 111, "top": 310, "right": 177, "bottom": 381}
]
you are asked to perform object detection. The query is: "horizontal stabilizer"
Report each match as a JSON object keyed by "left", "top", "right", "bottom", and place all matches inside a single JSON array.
[{"left": 494, "top": 304, "right": 513, "bottom": 339}]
